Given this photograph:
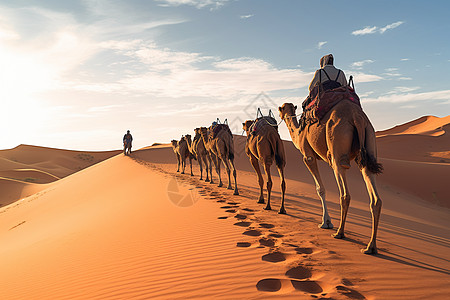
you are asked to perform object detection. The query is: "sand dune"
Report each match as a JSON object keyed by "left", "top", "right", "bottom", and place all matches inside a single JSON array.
[
  {"left": 0, "top": 145, "right": 121, "bottom": 207},
  {"left": 0, "top": 116, "right": 449, "bottom": 299},
  {"left": 0, "top": 144, "right": 121, "bottom": 178}
]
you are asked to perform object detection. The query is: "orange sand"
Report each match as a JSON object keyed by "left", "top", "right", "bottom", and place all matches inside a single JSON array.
[{"left": 0, "top": 116, "right": 449, "bottom": 299}]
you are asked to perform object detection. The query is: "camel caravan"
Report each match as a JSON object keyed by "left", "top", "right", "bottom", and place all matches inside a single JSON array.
[{"left": 169, "top": 54, "right": 383, "bottom": 254}]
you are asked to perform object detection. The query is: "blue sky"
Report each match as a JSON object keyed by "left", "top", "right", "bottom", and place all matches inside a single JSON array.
[{"left": 1, "top": 0, "right": 449, "bottom": 150}]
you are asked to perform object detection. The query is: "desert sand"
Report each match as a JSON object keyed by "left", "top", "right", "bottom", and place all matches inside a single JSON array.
[{"left": 0, "top": 116, "right": 449, "bottom": 299}]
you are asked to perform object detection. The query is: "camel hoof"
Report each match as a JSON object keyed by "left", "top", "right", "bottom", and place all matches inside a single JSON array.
[
  {"left": 233, "top": 190, "right": 239, "bottom": 196},
  {"left": 318, "top": 221, "right": 334, "bottom": 229},
  {"left": 227, "top": 185, "right": 233, "bottom": 190},
  {"left": 332, "top": 232, "right": 345, "bottom": 239},
  {"left": 278, "top": 208, "right": 286, "bottom": 214},
  {"left": 190, "top": 174, "right": 194, "bottom": 177},
  {"left": 210, "top": 181, "right": 214, "bottom": 184},
  {"left": 205, "top": 178, "right": 210, "bottom": 182},
  {"left": 218, "top": 183, "right": 223, "bottom": 187},
  {"left": 264, "top": 206, "right": 271, "bottom": 211},
  {"left": 257, "top": 199, "right": 265, "bottom": 204},
  {"left": 181, "top": 172, "right": 185, "bottom": 174},
  {"left": 362, "top": 246, "right": 378, "bottom": 255}
]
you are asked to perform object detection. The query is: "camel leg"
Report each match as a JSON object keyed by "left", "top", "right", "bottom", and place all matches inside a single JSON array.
[
  {"left": 277, "top": 165, "right": 287, "bottom": 214},
  {"left": 189, "top": 156, "right": 194, "bottom": 176},
  {"left": 332, "top": 165, "right": 351, "bottom": 239},
  {"left": 263, "top": 162, "right": 273, "bottom": 211},
  {"left": 176, "top": 154, "right": 180, "bottom": 172},
  {"left": 303, "top": 155, "right": 333, "bottom": 229},
  {"left": 208, "top": 153, "right": 215, "bottom": 184},
  {"left": 198, "top": 155, "right": 203, "bottom": 180},
  {"left": 221, "top": 156, "right": 233, "bottom": 190},
  {"left": 216, "top": 156, "right": 223, "bottom": 187},
  {"left": 361, "top": 168, "right": 382, "bottom": 254},
  {"left": 203, "top": 154, "right": 210, "bottom": 182},
  {"left": 249, "top": 155, "right": 264, "bottom": 203},
  {"left": 229, "top": 158, "right": 239, "bottom": 195},
  {"left": 181, "top": 156, "right": 186, "bottom": 174}
]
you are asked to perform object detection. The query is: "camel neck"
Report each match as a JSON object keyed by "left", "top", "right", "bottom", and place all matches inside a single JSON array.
[{"left": 284, "top": 115, "right": 300, "bottom": 140}]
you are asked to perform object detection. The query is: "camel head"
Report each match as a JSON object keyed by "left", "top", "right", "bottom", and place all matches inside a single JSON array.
[
  {"left": 185, "top": 134, "right": 192, "bottom": 141},
  {"left": 199, "top": 127, "right": 208, "bottom": 137},
  {"left": 242, "top": 120, "right": 254, "bottom": 135},
  {"left": 278, "top": 103, "right": 297, "bottom": 120},
  {"left": 171, "top": 139, "right": 178, "bottom": 148}
]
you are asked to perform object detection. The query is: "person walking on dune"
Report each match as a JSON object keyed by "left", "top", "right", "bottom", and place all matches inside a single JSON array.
[{"left": 123, "top": 130, "right": 133, "bottom": 156}]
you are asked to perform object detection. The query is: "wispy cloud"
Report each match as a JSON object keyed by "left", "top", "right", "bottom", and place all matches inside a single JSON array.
[
  {"left": 351, "top": 59, "right": 374, "bottom": 69},
  {"left": 240, "top": 14, "right": 254, "bottom": 19},
  {"left": 352, "top": 26, "right": 378, "bottom": 36},
  {"left": 352, "top": 21, "right": 404, "bottom": 36},
  {"left": 379, "top": 21, "right": 404, "bottom": 33},
  {"left": 317, "top": 41, "right": 327, "bottom": 49},
  {"left": 400, "top": 58, "right": 410, "bottom": 61},
  {"left": 364, "top": 89, "right": 450, "bottom": 103},
  {"left": 156, "top": 0, "right": 229, "bottom": 9}
]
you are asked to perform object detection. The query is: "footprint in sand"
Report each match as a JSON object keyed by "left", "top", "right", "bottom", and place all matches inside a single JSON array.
[
  {"left": 256, "top": 278, "right": 323, "bottom": 295},
  {"left": 236, "top": 242, "right": 252, "bottom": 248},
  {"left": 259, "top": 223, "right": 275, "bottom": 229},
  {"left": 294, "top": 247, "right": 314, "bottom": 255},
  {"left": 225, "top": 209, "right": 236, "bottom": 213},
  {"left": 256, "top": 278, "right": 282, "bottom": 292},
  {"left": 259, "top": 237, "right": 276, "bottom": 247},
  {"left": 217, "top": 216, "right": 228, "bottom": 219},
  {"left": 243, "top": 229, "right": 262, "bottom": 237},
  {"left": 336, "top": 285, "right": 366, "bottom": 299},
  {"left": 290, "top": 280, "right": 323, "bottom": 294},
  {"left": 216, "top": 200, "right": 226, "bottom": 203},
  {"left": 234, "top": 214, "right": 247, "bottom": 220},
  {"left": 285, "top": 265, "right": 312, "bottom": 280},
  {"left": 220, "top": 205, "right": 233, "bottom": 209},
  {"left": 234, "top": 221, "right": 251, "bottom": 227},
  {"left": 261, "top": 251, "right": 286, "bottom": 263},
  {"left": 242, "top": 208, "right": 255, "bottom": 212},
  {"left": 268, "top": 233, "right": 284, "bottom": 238}
]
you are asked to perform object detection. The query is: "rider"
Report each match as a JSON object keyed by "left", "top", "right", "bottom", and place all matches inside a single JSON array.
[
  {"left": 304, "top": 54, "right": 348, "bottom": 111},
  {"left": 123, "top": 130, "right": 133, "bottom": 154},
  {"left": 309, "top": 54, "right": 347, "bottom": 93}
]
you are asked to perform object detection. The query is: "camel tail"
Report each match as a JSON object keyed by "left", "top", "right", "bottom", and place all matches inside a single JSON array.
[
  {"left": 227, "top": 134, "right": 235, "bottom": 161},
  {"left": 354, "top": 116, "right": 383, "bottom": 174},
  {"left": 272, "top": 134, "right": 286, "bottom": 169}
]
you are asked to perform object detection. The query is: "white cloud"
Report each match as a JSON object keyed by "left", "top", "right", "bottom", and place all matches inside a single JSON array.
[
  {"left": 401, "top": 58, "right": 410, "bottom": 61},
  {"left": 352, "top": 21, "right": 404, "bottom": 35},
  {"left": 240, "top": 14, "right": 254, "bottom": 19},
  {"left": 387, "top": 86, "right": 420, "bottom": 94},
  {"left": 317, "top": 41, "right": 327, "bottom": 49},
  {"left": 379, "top": 21, "right": 404, "bottom": 33},
  {"left": 364, "top": 89, "right": 450, "bottom": 104},
  {"left": 351, "top": 59, "right": 375, "bottom": 69},
  {"left": 156, "top": 0, "right": 229, "bottom": 9},
  {"left": 352, "top": 26, "right": 378, "bottom": 36}
]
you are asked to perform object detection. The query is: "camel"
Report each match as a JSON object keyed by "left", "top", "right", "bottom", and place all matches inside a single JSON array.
[
  {"left": 172, "top": 137, "right": 193, "bottom": 175},
  {"left": 186, "top": 129, "right": 210, "bottom": 181},
  {"left": 278, "top": 101, "right": 383, "bottom": 254},
  {"left": 243, "top": 118, "right": 286, "bottom": 214},
  {"left": 171, "top": 139, "right": 181, "bottom": 172},
  {"left": 200, "top": 125, "right": 239, "bottom": 195}
]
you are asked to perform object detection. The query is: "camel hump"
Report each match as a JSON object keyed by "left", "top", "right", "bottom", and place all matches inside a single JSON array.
[
  {"left": 210, "top": 124, "right": 232, "bottom": 139},
  {"left": 250, "top": 116, "right": 278, "bottom": 134}
]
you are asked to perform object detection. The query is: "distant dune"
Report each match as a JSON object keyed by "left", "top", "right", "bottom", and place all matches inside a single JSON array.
[
  {"left": 0, "top": 116, "right": 449, "bottom": 299},
  {"left": 0, "top": 145, "right": 121, "bottom": 206}
]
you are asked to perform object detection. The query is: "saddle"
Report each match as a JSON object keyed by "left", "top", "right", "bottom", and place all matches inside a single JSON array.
[
  {"left": 210, "top": 124, "right": 232, "bottom": 139},
  {"left": 249, "top": 116, "right": 278, "bottom": 135},
  {"left": 301, "top": 75, "right": 361, "bottom": 129}
]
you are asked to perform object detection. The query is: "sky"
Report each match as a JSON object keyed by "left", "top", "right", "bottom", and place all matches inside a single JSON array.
[{"left": 1, "top": 0, "right": 449, "bottom": 151}]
